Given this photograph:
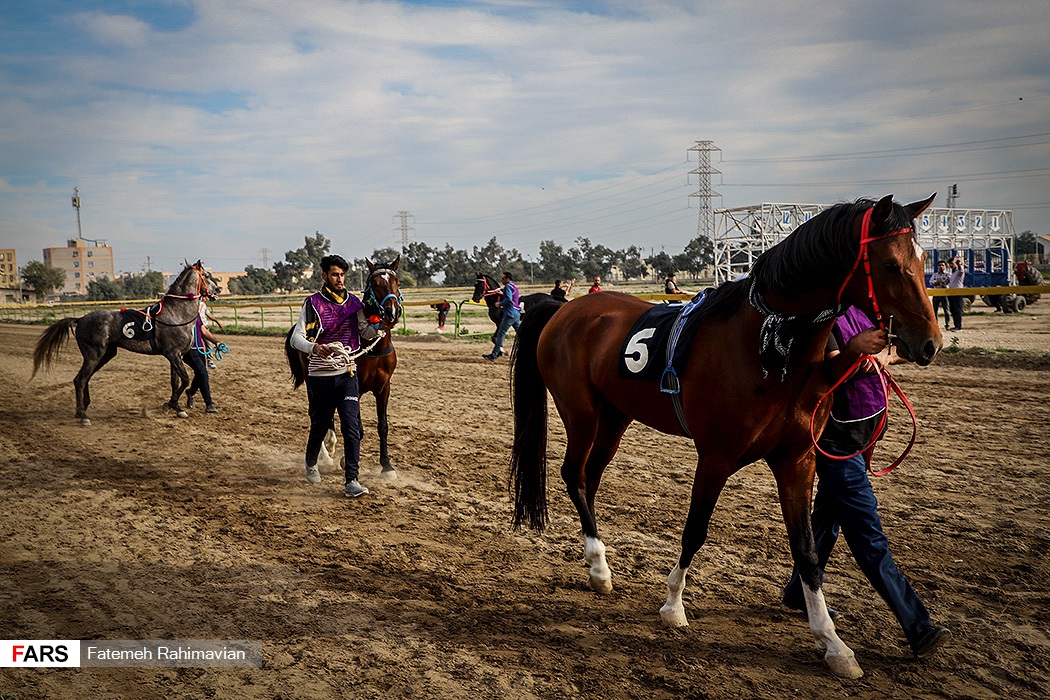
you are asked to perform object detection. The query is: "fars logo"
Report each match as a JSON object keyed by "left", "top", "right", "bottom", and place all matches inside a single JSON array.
[{"left": 1, "top": 640, "right": 81, "bottom": 667}]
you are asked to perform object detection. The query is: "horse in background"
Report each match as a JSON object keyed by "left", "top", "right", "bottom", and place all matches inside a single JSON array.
[
  {"left": 471, "top": 273, "right": 563, "bottom": 331},
  {"left": 32, "top": 260, "right": 221, "bottom": 425},
  {"left": 510, "top": 195, "right": 940, "bottom": 679},
  {"left": 285, "top": 256, "right": 402, "bottom": 476}
]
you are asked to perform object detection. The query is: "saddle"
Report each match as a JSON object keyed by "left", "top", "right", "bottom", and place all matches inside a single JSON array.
[
  {"left": 119, "top": 304, "right": 161, "bottom": 352},
  {"left": 618, "top": 292, "right": 708, "bottom": 437},
  {"left": 618, "top": 292, "right": 707, "bottom": 383}
]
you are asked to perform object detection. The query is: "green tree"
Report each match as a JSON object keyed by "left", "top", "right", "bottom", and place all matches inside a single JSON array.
[
  {"left": 21, "top": 261, "right": 66, "bottom": 299},
  {"left": 440, "top": 245, "right": 475, "bottom": 286},
  {"left": 275, "top": 231, "right": 331, "bottom": 291},
  {"left": 646, "top": 251, "right": 675, "bottom": 278},
  {"left": 402, "top": 241, "right": 440, "bottom": 286},
  {"left": 619, "top": 245, "right": 649, "bottom": 280},
  {"left": 1015, "top": 230, "right": 1038, "bottom": 256},
  {"left": 229, "top": 265, "right": 277, "bottom": 295},
  {"left": 538, "top": 240, "right": 577, "bottom": 281},
  {"left": 121, "top": 271, "right": 165, "bottom": 299},
  {"left": 674, "top": 235, "right": 714, "bottom": 280},
  {"left": 571, "top": 238, "right": 617, "bottom": 280},
  {"left": 87, "top": 276, "right": 121, "bottom": 300}
]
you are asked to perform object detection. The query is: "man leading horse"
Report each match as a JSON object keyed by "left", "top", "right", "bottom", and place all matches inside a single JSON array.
[{"left": 289, "top": 254, "right": 382, "bottom": 498}]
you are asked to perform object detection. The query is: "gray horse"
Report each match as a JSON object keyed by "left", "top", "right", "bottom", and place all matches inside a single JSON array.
[{"left": 32, "top": 260, "right": 220, "bottom": 425}]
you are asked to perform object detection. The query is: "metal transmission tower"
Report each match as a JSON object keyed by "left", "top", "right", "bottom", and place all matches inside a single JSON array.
[
  {"left": 393, "top": 211, "right": 414, "bottom": 255},
  {"left": 687, "top": 140, "right": 721, "bottom": 256},
  {"left": 946, "top": 184, "right": 959, "bottom": 209}
]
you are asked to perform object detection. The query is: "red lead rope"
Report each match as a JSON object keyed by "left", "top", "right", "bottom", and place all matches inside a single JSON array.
[
  {"left": 813, "top": 207, "right": 920, "bottom": 475},
  {"left": 809, "top": 353, "right": 919, "bottom": 476}
]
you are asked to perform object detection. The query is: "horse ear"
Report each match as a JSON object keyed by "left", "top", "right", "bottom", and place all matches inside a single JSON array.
[
  {"left": 193, "top": 259, "right": 202, "bottom": 268},
  {"left": 365, "top": 258, "right": 374, "bottom": 271},
  {"left": 904, "top": 193, "right": 937, "bottom": 220},
  {"left": 391, "top": 254, "right": 400, "bottom": 270},
  {"left": 872, "top": 194, "right": 895, "bottom": 222}
]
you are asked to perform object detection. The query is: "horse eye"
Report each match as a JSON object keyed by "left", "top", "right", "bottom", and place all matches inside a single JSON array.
[{"left": 883, "top": 262, "right": 902, "bottom": 275}]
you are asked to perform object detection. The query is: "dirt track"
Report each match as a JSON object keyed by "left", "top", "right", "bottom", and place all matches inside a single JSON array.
[{"left": 1, "top": 302, "right": 1048, "bottom": 699}]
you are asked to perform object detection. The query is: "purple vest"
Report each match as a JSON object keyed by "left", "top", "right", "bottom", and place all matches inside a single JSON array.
[
  {"left": 831, "top": 307, "right": 885, "bottom": 421},
  {"left": 309, "top": 292, "right": 364, "bottom": 350}
]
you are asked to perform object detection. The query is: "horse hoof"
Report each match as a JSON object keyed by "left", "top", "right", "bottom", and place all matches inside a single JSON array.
[
  {"left": 588, "top": 574, "right": 613, "bottom": 595},
  {"left": 659, "top": 604, "right": 688, "bottom": 628},
  {"left": 380, "top": 469, "right": 397, "bottom": 481},
  {"left": 79, "top": 418, "right": 92, "bottom": 427},
  {"left": 176, "top": 410, "right": 189, "bottom": 419},
  {"left": 825, "top": 652, "right": 863, "bottom": 679}
]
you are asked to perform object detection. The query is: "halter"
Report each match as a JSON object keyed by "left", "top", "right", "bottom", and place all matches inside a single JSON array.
[
  {"left": 476, "top": 275, "right": 502, "bottom": 299},
  {"left": 835, "top": 207, "right": 914, "bottom": 332},
  {"left": 127, "top": 265, "right": 212, "bottom": 331},
  {"left": 362, "top": 267, "right": 403, "bottom": 325}
]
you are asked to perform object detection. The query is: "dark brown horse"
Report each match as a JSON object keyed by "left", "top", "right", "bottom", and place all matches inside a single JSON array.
[
  {"left": 471, "top": 273, "right": 562, "bottom": 328},
  {"left": 510, "top": 195, "right": 940, "bottom": 678},
  {"left": 32, "top": 261, "right": 220, "bottom": 425},
  {"left": 285, "top": 256, "right": 402, "bottom": 475}
]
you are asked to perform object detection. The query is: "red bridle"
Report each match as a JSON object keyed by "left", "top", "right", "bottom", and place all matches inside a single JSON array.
[
  {"left": 815, "top": 207, "right": 919, "bottom": 476},
  {"left": 834, "top": 207, "right": 914, "bottom": 332}
]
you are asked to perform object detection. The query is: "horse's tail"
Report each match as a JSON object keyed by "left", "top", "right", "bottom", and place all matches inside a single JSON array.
[
  {"left": 509, "top": 301, "right": 562, "bottom": 531},
  {"left": 31, "top": 317, "right": 78, "bottom": 379},
  {"left": 284, "top": 327, "right": 306, "bottom": 389}
]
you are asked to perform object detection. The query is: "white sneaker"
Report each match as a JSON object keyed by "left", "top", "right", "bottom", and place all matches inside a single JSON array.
[
  {"left": 344, "top": 479, "right": 369, "bottom": 498},
  {"left": 304, "top": 462, "right": 321, "bottom": 484}
]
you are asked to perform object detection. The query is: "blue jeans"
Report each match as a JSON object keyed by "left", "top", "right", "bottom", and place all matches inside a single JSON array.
[
  {"left": 306, "top": 372, "right": 363, "bottom": 482},
  {"left": 783, "top": 449, "right": 934, "bottom": 647},
  {"left": 491, "top": 307, "right": 521, "bottom": 356},
  {"left": 932, "top": 296, "right": 950, "bottom": 328}
]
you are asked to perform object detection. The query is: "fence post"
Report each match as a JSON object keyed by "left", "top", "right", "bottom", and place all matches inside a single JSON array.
[{"left": 260, "top": 306, "right": 265, "bottom": 329}]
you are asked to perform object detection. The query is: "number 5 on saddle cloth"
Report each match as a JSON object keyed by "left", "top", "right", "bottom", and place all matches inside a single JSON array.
[{"left": 618, "top": 292, "right": 708, "bottom": 436}]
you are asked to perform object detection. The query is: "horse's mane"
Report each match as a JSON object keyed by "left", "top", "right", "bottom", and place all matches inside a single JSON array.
[{"left": 694, "top": 198, "right": 914, "bottom": 322}]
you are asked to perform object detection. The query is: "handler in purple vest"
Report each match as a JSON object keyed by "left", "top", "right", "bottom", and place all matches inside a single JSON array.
[
  {"left": 483, "top": 271, "right": 521, "bottom": 362},
  {"left": 290, "top": 254, "right": 381, "bottom": 498},
  {"left": 781, "top": 306, "right": 950, "bottom": 659}
]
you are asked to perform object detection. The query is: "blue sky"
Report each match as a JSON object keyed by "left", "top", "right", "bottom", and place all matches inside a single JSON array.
[{"left": 2, "top": 0, "right": 1048, "bottom": 275}]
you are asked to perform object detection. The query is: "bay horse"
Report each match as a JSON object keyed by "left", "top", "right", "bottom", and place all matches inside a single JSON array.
[
  {"left": 32, "top": 261, "right": 220, "bottom": 426},
  {"left": 509, "top": 195, "right": 940, "bottom": 678},
  {"left": 471, "top": 273, "right": 562, "bottom": 329},
  {"left": 285, "top": 256, "right": 402, "bottom": 475}
]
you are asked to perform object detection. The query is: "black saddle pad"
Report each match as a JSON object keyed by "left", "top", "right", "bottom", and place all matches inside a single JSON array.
[
  {"left": 118, "top": 304, "right": 160, "bottom": 342},
  {"left": 618, "top": 294, "right": 706, "bottom": 382}
]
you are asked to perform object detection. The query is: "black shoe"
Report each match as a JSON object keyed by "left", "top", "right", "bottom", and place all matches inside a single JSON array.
[
  {"left": 186, "top": 395, "right": 195, "bottom": 409},
  {"left": 912, "top": 625, "right": 950, "bottom": 659},
  {"left": 783, "top": 596, "right": 840, "bottom": 621},
  {"left": 951, "top": 327, "right": 963, "bottom": 331},
  {"left": 482, "top": 353, "right": 497, "bottom": 362},
  {"left": 205, "top": 404, "right": 218, "bottom": 414}
]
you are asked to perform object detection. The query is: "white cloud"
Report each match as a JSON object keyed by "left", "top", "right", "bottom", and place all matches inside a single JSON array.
[{"left": 0, "top": 0, "right": 1047, "bottom": 273}]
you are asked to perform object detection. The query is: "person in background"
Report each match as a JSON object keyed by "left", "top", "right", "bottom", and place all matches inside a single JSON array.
[
  {"left": 289, "top": 254, "right": 381, "bottom": 498},
  {"left": 183, "top": 311, "right": 222, "bottom": 414},
  {"left": 432, "top": 301, "right": 451, "bottom": 332},
  {"left": 483, "top": 271, "right": 520, "bottom": 362},
  {"left": 928, "top": 260, "right": 951, "bottom": 331},
  {"left": 550, "top": 279, "right": 574, "bottom": 301},
  {"left": 588, "top": 275, "right": 603, "bottom": 294},
  {"left": 201, "top": 301, "right": 223, "bottom": 368},
  {"left": 947, "top": 257, "right": 965, "bottom": 331},
  {"left": 664, "top": 272, "right": 688, "bottom": 295},
  {"left": 781, "top": 305, "right": 950, "bottom": 660}
]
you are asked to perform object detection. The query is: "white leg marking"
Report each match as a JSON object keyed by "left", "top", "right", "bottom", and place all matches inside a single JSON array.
[
  {"left": 319, "top": 429, "right": 338, "bottom": 467},
  {"left": 802, "top": 585, "right": 863, "bottom": 679},
  {"left": 583, "top": 536, "right": 613, "bottom": 594},
  {"left": 659, "top": 564, "right": 689, "bottom": 627}
]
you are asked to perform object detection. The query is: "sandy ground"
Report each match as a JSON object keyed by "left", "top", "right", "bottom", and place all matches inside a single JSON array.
[{"left": 0, "top": 301, "right": 1048, "bottom": 699}]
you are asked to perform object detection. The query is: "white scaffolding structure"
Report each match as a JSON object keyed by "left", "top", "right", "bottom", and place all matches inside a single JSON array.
[{"left": 713, "top": 203, "right": 1014, "bottom": 284}]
